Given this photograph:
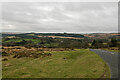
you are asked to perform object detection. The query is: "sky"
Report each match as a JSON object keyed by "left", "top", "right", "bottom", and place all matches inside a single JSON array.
[{"left": 2, "top": 2, "right": 118, "bottom": 33}]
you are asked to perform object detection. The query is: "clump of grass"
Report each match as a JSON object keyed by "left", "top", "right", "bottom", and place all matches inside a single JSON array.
[
  {"left": 13, "top": 51, "right": 52, "bottom": 58},
  {"left": 2, "top": 47, "right": 52, "bottom": 58},
  {"left": 2, "top": 51, "right": 9, "bottom": 56}
]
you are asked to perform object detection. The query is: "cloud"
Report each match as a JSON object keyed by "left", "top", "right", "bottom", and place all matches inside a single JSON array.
[{"left": 2, "top": 2, "right": 118, "bottom": 33}]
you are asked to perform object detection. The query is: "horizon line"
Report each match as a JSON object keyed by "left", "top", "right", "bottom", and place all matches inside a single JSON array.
[{"left": 1, "top": 31, "right": 119, "bottom": 34}]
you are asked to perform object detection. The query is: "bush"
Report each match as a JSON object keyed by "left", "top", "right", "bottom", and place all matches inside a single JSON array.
[{"left": 2, "top": 51, "right": 9, "bottom": 56}]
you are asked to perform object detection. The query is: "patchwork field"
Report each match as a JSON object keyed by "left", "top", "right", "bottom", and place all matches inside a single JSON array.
[{"left": 2, "top": 49, "right": 110, "bottom": 78}]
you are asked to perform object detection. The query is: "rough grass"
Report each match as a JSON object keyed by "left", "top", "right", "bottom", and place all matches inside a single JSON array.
[
  {"left": 105, "top": 49, "right": 119, "bottom": 52},
  {"left": 2, "top": 49, "right": 110, "bottom": 78},
  {"left": 102, "top": 48, "right": 120, "bottom": 53}
]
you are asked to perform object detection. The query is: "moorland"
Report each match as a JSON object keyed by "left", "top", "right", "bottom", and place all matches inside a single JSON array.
[{"left": 1, "top": 32, "right": 119, "bottom": 78}]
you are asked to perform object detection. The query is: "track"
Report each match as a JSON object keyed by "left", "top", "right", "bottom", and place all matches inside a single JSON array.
[{"left": 90, "top": 49, "right": 119, "bottom": 78}]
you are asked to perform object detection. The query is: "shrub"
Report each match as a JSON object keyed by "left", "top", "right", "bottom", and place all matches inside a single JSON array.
[{"left": 2, "top": 51, "right": 9, "bottom": 56}]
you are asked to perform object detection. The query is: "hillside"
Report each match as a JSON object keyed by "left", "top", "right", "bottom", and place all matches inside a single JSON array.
[{"left": 83, "top": 33, "right": 119, "bottom": 39}]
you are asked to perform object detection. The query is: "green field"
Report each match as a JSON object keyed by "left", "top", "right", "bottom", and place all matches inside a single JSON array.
[
  {"left": 4, "top": 38, "right": 41, "bottom": 43},
  {"left": 2, "top": 49, "right": 110, "bottom": 78}
]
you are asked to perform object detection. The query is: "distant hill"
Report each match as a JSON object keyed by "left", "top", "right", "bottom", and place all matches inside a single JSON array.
[
  {"left": 1, "top": 32, "right": 22, "bottom": 34},
  {"left": 1, "top": 32, "right": 119, "bottom": 40},
  {"left": 2, "top": 33, "right": 85, "bottom": 39},
  {"left": 34, "top": 33, "right": 85, "bottom": 38},
  {"left": 83, "top": 33, "right": 119, "bottom": 39}
]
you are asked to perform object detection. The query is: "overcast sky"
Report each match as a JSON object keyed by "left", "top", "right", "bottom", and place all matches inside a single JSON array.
[{"left": 2, "top": 2, "right": 118, "bottom": 33}]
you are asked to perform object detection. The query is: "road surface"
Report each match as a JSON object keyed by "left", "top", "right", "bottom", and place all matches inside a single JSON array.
[{"left": 90, "top": 49, "right": 119, "bottom": 78}]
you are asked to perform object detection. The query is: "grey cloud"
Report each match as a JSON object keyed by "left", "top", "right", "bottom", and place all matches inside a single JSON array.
[{"left": 2, "top": 2, "right": 118, "bottom": 33}]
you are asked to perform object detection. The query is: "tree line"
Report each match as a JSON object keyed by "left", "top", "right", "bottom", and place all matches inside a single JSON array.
[{"left": 2, "top": 36, "right": 119, "bottom": 49}]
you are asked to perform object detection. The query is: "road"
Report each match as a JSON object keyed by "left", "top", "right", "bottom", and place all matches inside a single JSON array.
[{"left": 90, "top": 49, "right": 119, "bottom": 78}]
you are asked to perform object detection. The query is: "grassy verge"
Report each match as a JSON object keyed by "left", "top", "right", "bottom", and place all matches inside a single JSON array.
[
  {"left": 102, "top": 49, "right": 119, "bottom": 53},
  {"left": 2, "top": 49, "right": 110, "bottom": 78}
]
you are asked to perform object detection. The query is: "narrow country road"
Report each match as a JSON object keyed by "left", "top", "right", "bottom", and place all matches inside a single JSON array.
[{"left": 90, "top": 49, "right": 119, "bottom": 78}]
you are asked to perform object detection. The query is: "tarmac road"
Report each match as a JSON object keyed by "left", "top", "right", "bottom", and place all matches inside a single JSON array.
[{"left": 90, "top": 49, "right": 119, "bottom": 78}]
